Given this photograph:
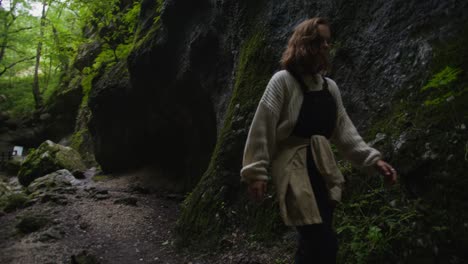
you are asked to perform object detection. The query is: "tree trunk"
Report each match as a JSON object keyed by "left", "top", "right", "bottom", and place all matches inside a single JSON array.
[
  {"left": 0, "top": 0, "right": 18, "bottom": 63},
  {"left": 32, "top": 0, "right": 48, "bottom": 109}
]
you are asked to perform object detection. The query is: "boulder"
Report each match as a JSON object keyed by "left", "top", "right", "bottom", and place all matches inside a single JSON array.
[
  {"left": 27, "top": 169, "right": 77, "bottom": 196},
  {"left": 17, "top": 141, "right": 86, "bottom": 186}
]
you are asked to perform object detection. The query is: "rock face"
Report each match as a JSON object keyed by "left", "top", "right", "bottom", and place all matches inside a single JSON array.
[
  {"left": 41, "top": 80, "right": 84, "bottom": 141},
  {"left": 88, "top": 0, "right": 219, "bottom": 191},
  {"left": 82, "top": 0, "right": 468, "bottom": 260},
  {"left": 74, "top": 41, "right": 102, "bottom": 71},
  {"left": 0, "top": 79, "right": 83, "bottom": 155},
  {"left": 88, "top": 61, "right": 139, "bottom": 172},
  {"left": 17, "top": 141, "right": 86, "bottom": 186}
]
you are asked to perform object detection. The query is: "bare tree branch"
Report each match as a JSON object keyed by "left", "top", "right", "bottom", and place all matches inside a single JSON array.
[
  {"left": 0, "top": 56, "right": 35, "bottom": 76},
  {"left": 8, "top": 26, "right": 34, "bottom": 34}
]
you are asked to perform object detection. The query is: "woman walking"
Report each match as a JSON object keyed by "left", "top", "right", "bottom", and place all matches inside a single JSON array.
[{"left": 241, "top": 17, "right": 397, "bottom": 263}]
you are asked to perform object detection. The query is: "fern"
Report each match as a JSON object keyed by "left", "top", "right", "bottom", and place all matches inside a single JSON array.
[{"left": 421, "top": 66, "right": 462, "bottom": 92}]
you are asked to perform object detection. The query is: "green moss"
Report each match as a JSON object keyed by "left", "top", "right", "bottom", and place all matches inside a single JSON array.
[
  {"left": 17, "top": 147, "right": 56, "bottom": 186},
  {"left": 335, "top": 186, "right": 423, "bottom": 263},
  {"left": 133, "top": 0, "right": 164, "bottom": 51},
  {"left": 16, "top": 214, "right": 49, "bottom": 234},
  {"left": 1, "top": 193, "right": 29, "bottom": 213},
  {"left": 70, "top": 129, "right": 86, "bottom": 151},
  {"left": 176, "top": 19, "right": 280, "bottom": 248},
  {"left": 17, "top": 141, "right": 86, "bottom": 186},
  {"left": 92, "top": 174, "right": 110, "bottom": 182},
  {"left": 80, "top": 68, "right": 99, "bottom": 107}
]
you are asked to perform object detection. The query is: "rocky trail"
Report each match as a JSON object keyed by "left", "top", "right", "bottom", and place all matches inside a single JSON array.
[{"left": 0, "top": 169, "right": 294, "bottom": 264}]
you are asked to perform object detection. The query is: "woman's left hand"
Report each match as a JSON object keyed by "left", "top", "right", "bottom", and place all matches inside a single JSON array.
[{"left": 374, "top": 160, "right": 398, "bottom": 185}]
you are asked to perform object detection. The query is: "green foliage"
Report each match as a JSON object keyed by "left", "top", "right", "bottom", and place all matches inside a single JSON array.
[
  {"left": 0, "top": 77, "right": 35, "bottom": 116},
  {"left": 420, "top": 66, "right": 467, "bottom": 107},
  {"left": 0, "top": 0, "right": 88, "bottom": 113},
  {"left": 133, "top": 0, "right": 164, "bottom": 51},
  {"left": 76, "top": 0, "right": 144, "bottom": 109},
  {"left": 153, "top": 0, "right": 164, "bottom": 25},
  {"left": 86, "top": 0, "right": 140, "bottom": 60},
  {"left": 362, "top": 29, "right": 468, "bottom": 262},
  {"left": 336, "top": 185, "right": 422, "bottom": 263},
  {"left": 0, "top": 0, "right": 142, "bottom": 114},
  {"left": 421, "top": 66, "right": 462, "bottom": 92},
  {"left": 0, "top": 0, "right": 38, "bottom": 76},
  {"left": 123, "top": 2, "right": 141, "bottom": 33}
]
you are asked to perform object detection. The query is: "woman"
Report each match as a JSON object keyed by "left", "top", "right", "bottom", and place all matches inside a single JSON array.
[{"left": 240, "top": 17, "right": 397, "bottom": 263}]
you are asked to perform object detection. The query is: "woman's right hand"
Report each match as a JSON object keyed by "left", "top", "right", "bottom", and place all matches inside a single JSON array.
[{"left": 248, "top": 180, "right": 267, "bottom": 202}]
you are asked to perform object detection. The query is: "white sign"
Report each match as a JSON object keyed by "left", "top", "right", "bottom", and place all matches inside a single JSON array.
[{"left": 13, "top": 146, "right": 23, "bottom": 156}]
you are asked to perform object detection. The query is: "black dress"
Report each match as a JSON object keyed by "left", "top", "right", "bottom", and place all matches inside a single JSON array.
[{"left": 291, "top": 75, "right": 339, "bottom": 264}]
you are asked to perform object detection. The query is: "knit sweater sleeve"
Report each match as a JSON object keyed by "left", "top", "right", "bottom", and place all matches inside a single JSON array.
[
  {"left": 327, "top": 78, "right": 382, "bottom": 169},
  {"left": 240, "top": 72, "right": 285, "bottom": 183}
]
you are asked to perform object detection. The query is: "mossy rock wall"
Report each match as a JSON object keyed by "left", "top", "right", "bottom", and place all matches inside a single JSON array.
[
  {"left": 176, "top": 15, "right": 283, "bottom": 247},
  {"left": 70, "top": 106, "right": 97, "bottom": 168},
  {"left": 169, "top": 0, "right": 468, "bottom": 261},
  {"left": 64, "top": 0, "right": 468, "bottom": 261}
]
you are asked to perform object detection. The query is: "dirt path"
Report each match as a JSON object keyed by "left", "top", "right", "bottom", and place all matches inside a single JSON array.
[{"left": 0, "top": 170, "right": 294, "bottom": 264}]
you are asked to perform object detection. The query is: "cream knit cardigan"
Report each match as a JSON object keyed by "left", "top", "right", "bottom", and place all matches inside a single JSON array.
[{"left": 241, "top": 70, "right": 382, "bottom": 226}]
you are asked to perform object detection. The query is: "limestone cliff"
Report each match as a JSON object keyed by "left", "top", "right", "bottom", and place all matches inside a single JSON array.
[{"left": 77, "top": 0, "right": 468, "bottom": 261}]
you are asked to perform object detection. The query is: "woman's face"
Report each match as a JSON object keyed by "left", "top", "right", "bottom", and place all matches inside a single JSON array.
[{"left": 317, "top": 24, "right": 331, "bottom": 52}]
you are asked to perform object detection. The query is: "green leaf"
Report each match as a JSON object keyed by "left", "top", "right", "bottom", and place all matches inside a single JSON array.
[{"left": 421, "top": 66, "right": 462, "bottom": 92}]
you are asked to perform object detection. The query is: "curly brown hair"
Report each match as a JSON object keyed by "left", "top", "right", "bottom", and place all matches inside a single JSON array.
[{"left": 280, "top": 17, "right": 331, "bottom": 76}]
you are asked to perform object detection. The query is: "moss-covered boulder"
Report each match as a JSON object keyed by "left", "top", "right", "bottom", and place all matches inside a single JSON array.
[{"left": 18, "top": 140, "right": 86, "bottom": 186}]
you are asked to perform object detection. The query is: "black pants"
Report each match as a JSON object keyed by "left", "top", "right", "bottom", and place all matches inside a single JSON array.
[
  {"left": 295, "top": 222, "right": 338, "bottom": 264},
  {"left": 294, "top": 146, "right": 338, "bottom": 264}
]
